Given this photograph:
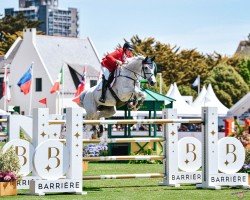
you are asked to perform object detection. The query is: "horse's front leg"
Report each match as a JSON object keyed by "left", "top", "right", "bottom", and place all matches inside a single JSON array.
[
  {"left": 132, "top": 87, "right": 146, "bottom": 110},
  {"left": 137, "top": 90, "right": 146, "bottom": 107}
]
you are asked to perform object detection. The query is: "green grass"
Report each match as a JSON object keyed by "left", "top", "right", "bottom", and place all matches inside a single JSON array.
[{"left": 1, "top": 163, "right": 250, "bottom": 199}]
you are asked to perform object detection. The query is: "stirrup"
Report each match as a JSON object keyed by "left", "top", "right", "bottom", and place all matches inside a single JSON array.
[{"left": 99, "top": 98, "right": 106, "bottom": 103}]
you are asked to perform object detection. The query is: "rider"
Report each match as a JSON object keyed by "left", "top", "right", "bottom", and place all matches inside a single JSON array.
[{"left": 99, "top": 42, "right": 134, "bottom": 103}]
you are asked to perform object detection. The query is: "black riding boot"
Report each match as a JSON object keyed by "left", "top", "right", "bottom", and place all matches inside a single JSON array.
[
  {"left": 99, "top": 72, "right": 114, "bottom": 103},
  {"left": 99, "top": 77, "right": 108, "bottom": 103}
]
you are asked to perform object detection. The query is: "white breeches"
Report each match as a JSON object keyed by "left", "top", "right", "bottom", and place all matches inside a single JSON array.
[{"left": 102, "top": 67, "right": 110, "bottom": 80}]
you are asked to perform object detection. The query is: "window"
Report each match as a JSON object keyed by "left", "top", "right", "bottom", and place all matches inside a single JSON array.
[
  {"left": 36, "top": 78, "right": 42, "bottom": 92},
  {"left": 90, "top": 80, "right": 97, "bottom": 88}
]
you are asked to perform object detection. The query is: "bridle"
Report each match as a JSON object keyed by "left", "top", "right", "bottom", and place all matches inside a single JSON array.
[
  {"left": 117, "top": 60, "right": 155, "bottom": 84},
  {"left": 141, "top": 63, "right": 155, "bottom": 81}
]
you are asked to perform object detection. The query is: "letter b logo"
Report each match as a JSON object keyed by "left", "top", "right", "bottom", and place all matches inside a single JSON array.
[
  {"left": 178, "top": 137, "right": 201, "bottom": 172},
  {"left": 218, "top": 137, "right": 245, "bottom": 174},
  {"left": 33, "top": 140, "right": 69, "bottom": 180}
]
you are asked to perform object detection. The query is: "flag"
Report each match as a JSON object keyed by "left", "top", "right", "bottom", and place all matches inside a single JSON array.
[
  {"left": 72, "top": 67, "right": 86, "bottom": 103},
  {"left": 39, "top": 98, "right": 47, "bottom": 106},
  {"left": 17, "top": 66, "right": 32, "bottom": 95},
  {"left": 192, "top": 76, "right": 200, "bottom": 87},
  {"left": 50, "top": 68, "right": 63, "bottom": 94},
  {"left": 2, "top": 65, "right": 11, "bottom": 101}
]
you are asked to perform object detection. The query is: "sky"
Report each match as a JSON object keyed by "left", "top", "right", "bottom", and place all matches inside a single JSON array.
[{"left": 0, "top": 0, "right": 249, "bottom": 57}]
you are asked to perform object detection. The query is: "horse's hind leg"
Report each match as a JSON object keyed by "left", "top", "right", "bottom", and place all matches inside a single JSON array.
[
  {"left": 97, "top": 107, "right": 116, "bottom": 119},
  {"left": 95, "top": 107, "right": 116, "bottom": 138},
  {"left": 84, "top": 110, "right": 100, "bottom": 139}
]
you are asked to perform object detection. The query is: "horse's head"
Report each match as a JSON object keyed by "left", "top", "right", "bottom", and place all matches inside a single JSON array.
[{"left": 142, "top": 56, "right": 157, "bottom": 86}]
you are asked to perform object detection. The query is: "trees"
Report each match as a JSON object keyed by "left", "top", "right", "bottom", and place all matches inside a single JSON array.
[
  {"left": 235, "top": 59, "right": 250, "bottom": 87},
  {"left": 129, "top": 35, "right": 249, "bottom": 106},
  {"left": 0, "top": 13, "right": 41, "bottom": 35},
  {"left": 130, "top": 35, "right": 219, "bottom": 86},
  {"left": 202, "top": 64, "right": 248, "bottom": 107},
  {"left": 0, "top": 31, "right": 22, "bottom": 55},
  {"left": 0, "top": 13, "right": 42, "bottom": 55}
]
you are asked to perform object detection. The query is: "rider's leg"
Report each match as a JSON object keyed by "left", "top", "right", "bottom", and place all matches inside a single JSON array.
[
  {"left": 99, "top": 68, "right": 110, "bottom": 103},
  {"left": 99, "top": 75, "right": 108, "bottom": 103},
  {"left": 99, "top": 71, "right": 115, "bottom": 103},
  {"left": 107, "top": 71, "right": 114, "bottom": 83}
]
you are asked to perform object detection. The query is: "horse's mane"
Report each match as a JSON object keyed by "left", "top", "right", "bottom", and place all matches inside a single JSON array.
[{"left": 123, "top": 56, "right": 144, "bottom": 68}]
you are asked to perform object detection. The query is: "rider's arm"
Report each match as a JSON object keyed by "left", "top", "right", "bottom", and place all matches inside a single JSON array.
[{"left": 105, "top": 49, "right": 122, "bottom": 65}]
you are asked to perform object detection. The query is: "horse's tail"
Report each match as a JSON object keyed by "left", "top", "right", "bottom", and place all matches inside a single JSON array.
[{"left": 79, "top": 91, "right": 87, "bottom": 108}]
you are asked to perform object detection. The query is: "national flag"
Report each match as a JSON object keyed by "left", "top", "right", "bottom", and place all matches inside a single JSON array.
[
  {"left": 72, "top": 67, "right": 86, "bottom": 103},
  {"left": 50, "top": 68, "right": 63, "bottom": 94},
  {"left": 17, "top": 66, "right": 32, "bottom": 95},
  {"left": 39, "top": 98, "right": 47, "bottom": 106},
  {"left": 192, "top": 76, "right": 200, "bottom": 87}
]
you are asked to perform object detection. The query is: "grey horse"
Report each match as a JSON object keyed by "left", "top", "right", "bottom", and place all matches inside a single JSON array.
[{"left": 79, "top": 56, "right": 157, "bottom": 138}]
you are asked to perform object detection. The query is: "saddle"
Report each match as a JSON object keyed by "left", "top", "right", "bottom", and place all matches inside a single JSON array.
[
  {"left": 97, "top": 71, "right": 117, "bottom": 91},
  {"left": 97, "top": 70, "right": 133, "bottom": 110}
]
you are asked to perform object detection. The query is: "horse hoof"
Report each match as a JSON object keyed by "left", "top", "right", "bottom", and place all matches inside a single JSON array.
[
  {"left": 97, "top": 131, "right": 103, "bottom": 138},
  {"left": 92, "top": 133, "right": 98, "bottom": 139}
]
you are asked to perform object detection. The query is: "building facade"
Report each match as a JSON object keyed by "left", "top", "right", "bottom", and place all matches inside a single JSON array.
[
  {"left": 0, "top": 28, "right": 101, "bottom": 114},
  {"left": 5, "top": 0, "right": 79, "bottom": 37}
]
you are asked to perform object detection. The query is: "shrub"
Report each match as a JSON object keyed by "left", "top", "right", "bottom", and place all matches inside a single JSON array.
[{"left": 0, "top": 147, "right": 20, "bottom": 182}]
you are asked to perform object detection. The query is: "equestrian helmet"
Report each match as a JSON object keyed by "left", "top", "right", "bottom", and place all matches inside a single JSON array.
[{"left": 123, "top": 42, "right": 134, "bottom": 51}]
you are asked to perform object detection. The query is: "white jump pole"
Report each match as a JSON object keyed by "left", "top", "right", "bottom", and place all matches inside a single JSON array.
[
  {"left": 161, "top": 108, "right": 202, "bottom": 187},
  {"left": 161, "top": 108, "right": 180, "bottom": 187},
  {"left": 198, "top": 107, "right": 219, "bottom": 189},
  {"left": 32, "top": 108, "right": 50, "bottom": 148},
  {"left": 65, "top": 108, "right": 86, "bottom": 195},
  {"left": 197, "top": 107, "right": 249, "bottom": 189},
  {"left": 29, "top": 108, "right": 86, "bottom": 195}
]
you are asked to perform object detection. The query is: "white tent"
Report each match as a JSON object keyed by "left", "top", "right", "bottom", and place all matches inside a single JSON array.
[
  {"left": 166, "top": 84, "right": 173, "bottom": 97},
  {"left": 192, "top": 86, "right": 207, "bottom": 107},
  {"left": 191, "top": 84, "right": 228, "bottom": 116},
  {"left": 168, "top": 83, "right": 199, "bottom": 116}
]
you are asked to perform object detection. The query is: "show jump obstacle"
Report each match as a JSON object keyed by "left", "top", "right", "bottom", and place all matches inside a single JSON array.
[{"left": 1, "top": 107, "right": 249, "bottom": 195}]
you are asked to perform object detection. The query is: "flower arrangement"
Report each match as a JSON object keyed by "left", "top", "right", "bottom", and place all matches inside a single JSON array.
[
  {"left": 83, "top": 143, "right": 108, "bottom": 157},
  {"left": 0, "top": 147, "right": 20, "bottom": 182},
  {"left": 241, "top": 164, "right": 250, "bottom": 174},
  {"left": 0, "top": 172, "right": 17, "bottom": 182},
  {"left": 240, "top": 149, "right": 250, "bottom": 174},
  {"left": 230, "top": 120, "right": 250, "bottom": 147}
]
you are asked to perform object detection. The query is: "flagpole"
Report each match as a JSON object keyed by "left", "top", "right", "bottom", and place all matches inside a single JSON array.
[
  {"left": 29, "top": 62, "right": 34, "bottom": 116},
  {"left": 57, "top": 91, "right": 60, "bottom": 114},
  {"left": 62, "top": 63, "right": 65, "bottom": 115},
  {"left": 3, "top": 64, "right": 8, "bottom": 111}
]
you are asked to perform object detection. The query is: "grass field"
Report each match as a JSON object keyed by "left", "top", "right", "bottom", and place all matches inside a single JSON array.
[{"left": 0, "top": 163, "right": 249, "bottom": 200}]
